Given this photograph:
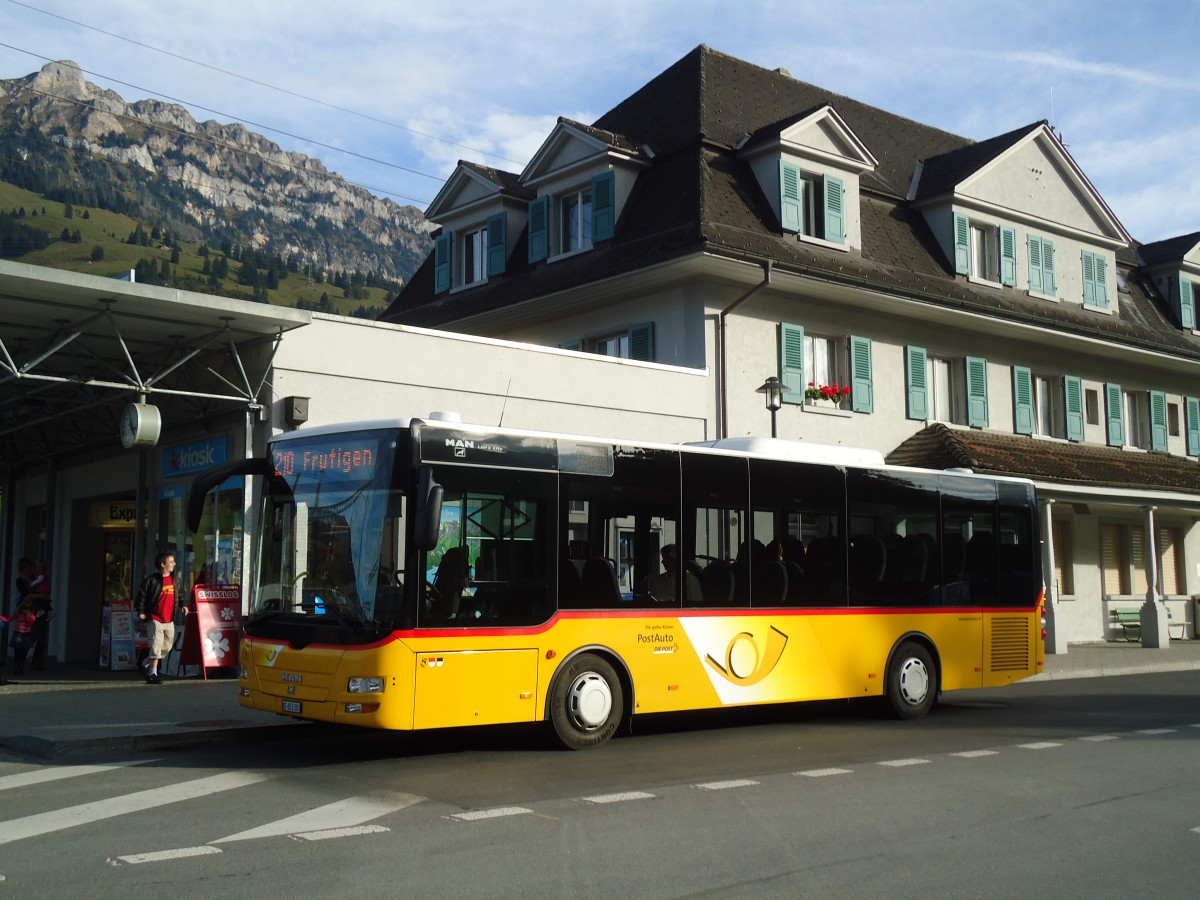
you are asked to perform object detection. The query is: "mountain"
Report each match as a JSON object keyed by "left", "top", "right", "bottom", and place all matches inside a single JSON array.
[{"left": 0, "top": 60, "right": 433, "bottom": 299}]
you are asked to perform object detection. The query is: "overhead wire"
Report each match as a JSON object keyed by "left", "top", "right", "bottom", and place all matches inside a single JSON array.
[{"left": 2, "top": 0, "right": 525, "bottom": 167}]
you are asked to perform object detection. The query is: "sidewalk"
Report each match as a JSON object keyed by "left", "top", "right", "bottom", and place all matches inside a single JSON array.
[{"left": 2, "top": 639, "right": 1199, "bottom": 760}]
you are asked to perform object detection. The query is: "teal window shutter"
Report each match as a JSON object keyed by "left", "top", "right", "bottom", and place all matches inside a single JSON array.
[
  {"left": 486, "top": 212, "right": 506, "bottom": 277},
  {"left": 780, "top": 162, "right": 802, "bottom": 233},
  {"left": 1105, "top": 383, "right": 1124, "bottom": 446},
  {"left": 849, "top": 335, "right": 872, "bottom": 413},
  {"left": 1092, "top": 253, "right": 1107, "bottom": 309},
  {"left": 778, "top": 322, "right": 805, "bottom": 404},
  {"left": 1186, "top": 396, "right": 1200, "bottom": 456},
  {"left": 822, "top": 174, "right": 844, "bottom": 244},
  {"left": 1000, "top": 226, "right": 1016, "bottom": 286},
  {"left": 1082, "top": 252, "right": 1096, "bottom": 307},
  {"left": 1176, "top": 278, "right": 1195, "bottom": 329},
  {"left": 1042, "top": 239, "right": 1056, "bottom": 294},
  {"left": 591, "top": 171, "right": 616, "bottom": 242},
  {"left": 905, "top": 346, "right": 928, "bottom": 420},
  {"left": 954, "top": 214, "right": 970, "bottom": 275},
  {"left": 433, "top": 232, "right": 452, "bottom": 294},
  {"left": 1149, "top": 390, "right": 1168, "bottom": 451},
  {"left": 966, "top": 356, "right": 989, "bottom": 428},
  {"left": 1012, "top": 366, "right": 1034, "bottom": 435},
  {"left": 1028, "top": 236, "right": 1043, "bottom": 293},
  {"left": 628, "top": 322, "right": 654, "bottom": 361},
  {"left": 1064, "top": 376, "right": 1084, "bottom": 442},
  {"left": 527, "top": 195, "right": 549, "bottom": 263}
]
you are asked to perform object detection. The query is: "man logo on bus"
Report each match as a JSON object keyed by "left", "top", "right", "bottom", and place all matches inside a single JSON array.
[{"left": 705, "top": 626, "right": 788, "bottom": 686}]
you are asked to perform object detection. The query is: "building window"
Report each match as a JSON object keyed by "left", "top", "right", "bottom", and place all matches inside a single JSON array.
[
  {"left": 1081, "top": 250, "right": 1109, "bottom": 309},
  {"left": 1123, "top": 390, "right": 1149, "bottom": 449},
  {"left": 927, "top": 355, "right": 966, "bottom": 425},
  {"left": 560, "top": 187, "right": 593, "bottom": 254},
  {"left": 462, "top": 227, "right": 488, "bottom": 285},
  {"left": 1085, "top": 389, "right": 1100, "bottom": 426},
  {"left": 780, "top": 162, "right": 844, "bottom": 245},
  {"left": 1169, "top": 402, "right": 1181, "bottom": 437},
  {"left": 1101, "top": 522, "right": 1181, "bottom": 598},
  {"left": 805, "top": 334, "right": 843, "bottom": 390},
  {"left": 1027, "top": 234, "right": 1057, "bottom": 296},
  {"left": 586, "top": 322, "right": 654, "bottom": 362},
  {"left": 1034, "top": 375, "right": 1065, "bottom": 439},
  {"left": 954, "top": 215, "right": 1015, "bottom": 286},
  {"left": 1159, "top": 526, "right": 1185, "bottom": 595},
  {"left": 1052, "top": 519, "right": 1074, "bottom": 596}
]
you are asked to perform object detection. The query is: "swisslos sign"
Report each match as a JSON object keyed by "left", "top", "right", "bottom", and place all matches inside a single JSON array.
[{"left": 161, "top": 436, "right": 229, "bottom": 479}]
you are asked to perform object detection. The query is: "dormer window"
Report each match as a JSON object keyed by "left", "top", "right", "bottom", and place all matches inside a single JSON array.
[
  {"left": 433, "top": 212, "right": 508, "bottom": 294},
  {"left": 780, "top": 161, "right": 843, "bottom": 244},
  {"left": 528, "top": 171, "right": 615, "bottom": 263}
]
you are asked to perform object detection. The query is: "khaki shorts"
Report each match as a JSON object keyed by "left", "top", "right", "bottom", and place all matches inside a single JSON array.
[{"left": 148, "top": 619, "right": 176, "bottom": 660}]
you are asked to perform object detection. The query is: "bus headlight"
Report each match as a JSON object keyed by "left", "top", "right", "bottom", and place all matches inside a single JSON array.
[{"left": 348, "top": 676, "right": 385, "bottom": 694}]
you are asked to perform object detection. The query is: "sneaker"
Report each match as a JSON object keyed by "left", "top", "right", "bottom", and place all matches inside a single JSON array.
[{"left": 146, "top": 673, "right": 160, "bottom": 684}]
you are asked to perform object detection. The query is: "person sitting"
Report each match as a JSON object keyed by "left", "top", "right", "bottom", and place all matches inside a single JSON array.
[{"left": 648, "top": 544, "right": 701, "bottom": 604}]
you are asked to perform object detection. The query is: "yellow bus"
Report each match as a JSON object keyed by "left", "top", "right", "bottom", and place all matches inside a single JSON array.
[{"left": 189, "top": 415, "right": 1044, "bottom": 750}]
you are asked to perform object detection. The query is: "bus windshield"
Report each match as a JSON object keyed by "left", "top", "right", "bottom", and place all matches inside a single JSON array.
[{"left": 255, "top": 428, "right": 407, "bottom": 631}]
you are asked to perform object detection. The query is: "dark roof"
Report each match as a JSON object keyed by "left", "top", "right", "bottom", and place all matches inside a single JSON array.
[
  {"left": 1139, "top": 231, "right": 1200, "bottom": 267},
  {"left": 913, "top": 121, "right": 1043, "bottom": 200},
  {"left": 556, "top": 117, "right": 645, "bottom": 157},
  {"left": 381, "top": 46, "right": 1199, "bottom": 361},
  {"left": 887, "top": 424, "right": 1200, "bottom": 494},
  {"left": 457, "top": 160, "right": 532, "bottom": 199}
]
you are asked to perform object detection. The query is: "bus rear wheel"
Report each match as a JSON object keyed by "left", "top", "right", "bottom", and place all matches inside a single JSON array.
[
  {"left": 549, "top": 653, "right": 624, "bottom": 750},
  {"left": 885, "top": 641, "right": 936, "bottom": 720}
]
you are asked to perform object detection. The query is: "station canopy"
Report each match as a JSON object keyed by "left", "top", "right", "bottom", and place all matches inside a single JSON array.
[{"left": 0, "top": 261, "right": 310, "bottom": 474}]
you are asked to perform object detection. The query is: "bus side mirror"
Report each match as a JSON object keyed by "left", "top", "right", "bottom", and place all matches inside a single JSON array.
[{"left": 415, "top": 466, "right": 443, "bottom": 551}]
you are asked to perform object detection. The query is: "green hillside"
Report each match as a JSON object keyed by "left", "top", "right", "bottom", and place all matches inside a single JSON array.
[{"left": 0, "top": 181, "right": 395, "bottom": 316}]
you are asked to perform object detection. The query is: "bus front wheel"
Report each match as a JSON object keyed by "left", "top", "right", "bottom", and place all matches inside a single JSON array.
[
  {"left": 549, "top": 653, "right": 624, "bottom": 750},
  {"left": 885, "top": 641, "right": 936, "bottom": 720}
]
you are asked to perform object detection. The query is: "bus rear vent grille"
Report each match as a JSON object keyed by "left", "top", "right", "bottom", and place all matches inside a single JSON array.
[{"left": 989, "top": 617, "right": 1030, "bottom": 672}]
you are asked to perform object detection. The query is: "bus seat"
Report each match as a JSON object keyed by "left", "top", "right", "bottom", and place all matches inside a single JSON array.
[
  {"left": 699, "top": 560, "right": 734, "bottom": 605},
  {"left": 943, "top": 533, "right": 967, "bottom": 582},
  {"left": 582, "top": 557, "right": 621, "bottom": 607},
  {"left": 849, "top": 535, "right": 887, "bottom": 594},
  {"left": 558, "top": 559, "right": 584, "bottom": 608},
  {"left": 781, "top": 537, "right": 806, "bottom": 564},
  {"left": 783, "top": 561, "right": 806, "bottom": 603},
  {"left": 752, "top": 560, "right": 788, "bottom": 606},
  {"left": 431, "top": 546, "right": 470, "bottom": 618}
]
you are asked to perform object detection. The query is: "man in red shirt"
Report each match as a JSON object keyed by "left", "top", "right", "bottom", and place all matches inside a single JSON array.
[{"left": 136, "top": 552, "right": 189, "bottom": 684}]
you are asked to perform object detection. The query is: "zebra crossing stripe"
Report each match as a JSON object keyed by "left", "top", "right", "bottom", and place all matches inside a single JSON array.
[
  {"left": 0, "top": 772, "right": 268, "bottom": 846},
  {"left": 696, "top": 779, "right": 759, "bottom": 790},
  {"left": 0, "top": 761, "right": 153, "bottom": 793},
  {"left": 878, "top": 759, "right": 929, "bottom": 767},
  {"left": 796, "top": 768, "right": 852, "bottom": 777},
  {"left": 582, "top": 792, "right": 655, "bottom": 804},
  {"left": 449, "top": 807, "right": 532, "bottom": 821},
  {"left": 950, "top": 750, "right": 999, "bottom": 758},
  {"left": 110, "top": 846, "right": 223, "bottom": 865},
  {"left": 212, "top": 792, "right": 422, "bottom": 843}
]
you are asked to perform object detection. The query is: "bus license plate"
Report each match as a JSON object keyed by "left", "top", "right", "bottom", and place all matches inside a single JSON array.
[{"left": 282, "top": 700, "right": 302, "bottom": 714}]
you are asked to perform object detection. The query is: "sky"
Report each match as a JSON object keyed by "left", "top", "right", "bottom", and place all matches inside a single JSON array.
[{"left": 1, "top": 0, "right": 1198, "bottom": 243}]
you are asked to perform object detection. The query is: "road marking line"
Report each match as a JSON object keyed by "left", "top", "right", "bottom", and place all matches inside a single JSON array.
[
  {"left": 1018, "top": 742, "right": 1062, "bottom": 750},
  {"left": 291, "top": 825, "right": 390, "bottom": 841},
  {"left": 950, "top": 750, "right": 999, "bottom": 758},
  {"left": 0, "top": 772, "right": 268, "bottom": 846},
  {"left": 696, "top": 779, "right": 759, "bottom": 790},
  {"left": 212, "top": 792, "right": 422, "bottom": 844},
  {"left": 0, "top": 761, "right": 153, "bottom": 793},
  {"left": 878, "top": 758, "right": 929, "bottom": 767},
  {"left": 1136, "top": 728, "right": 1175, "bottom": 735},
  {"left": 582, "top": 791, "right": 655, "bottom": 804},
  {"left": 109, "top": 846, "right": 222, "bottom": 865},
  {"left": 796, "top": 768, "right": 852, "bottom": 777},
  {"left": 1191, "top": 826, "right": 1200, "bottom": 835},
  {"left": 449, "top": 807, "right": 532, "bottom": 821},
  {"left": 1080, "top": 735, "right": 1120, "bottom": 742}
]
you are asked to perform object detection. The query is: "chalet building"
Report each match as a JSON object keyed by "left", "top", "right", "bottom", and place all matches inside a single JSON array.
[{"left": 382, "top": 45, "right": 1200, "bottom": 647}]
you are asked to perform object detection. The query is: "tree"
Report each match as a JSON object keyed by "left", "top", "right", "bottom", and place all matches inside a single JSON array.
[
  {"left": 170, "top": 246, "right": 180, "bottom": 264},
  {"left": 60, "top": 227, "right": 71, "bottom": 242},
  {"left": 63, "top": 202, "right": 73, "bottom": 219},
  {"left": 91, "top": 244, "right": 104, "bottom": 261}
]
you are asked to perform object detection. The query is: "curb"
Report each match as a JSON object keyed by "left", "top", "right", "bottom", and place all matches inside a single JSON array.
[{"left": 1031, "top": 658, "right": 1200, "bottom": 682}]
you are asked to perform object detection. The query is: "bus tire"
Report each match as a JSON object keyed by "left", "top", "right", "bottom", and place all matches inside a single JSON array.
[
  {"left": 549, "top": 653, "right": 624, "bottom": 750},
  {"left": 885, "top": 641, "right": 936, "bottom": 720}
]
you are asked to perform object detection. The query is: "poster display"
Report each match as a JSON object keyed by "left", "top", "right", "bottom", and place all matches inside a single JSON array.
[
  {"left": 179, "top": 584, "right": 242, "bottom": 679},
  {"left": 99, "top": 598, "right": 137, "bottom": 671}
]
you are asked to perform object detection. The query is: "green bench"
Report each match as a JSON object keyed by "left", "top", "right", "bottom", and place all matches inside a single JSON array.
[{"left": 1111, "top": 606, "right": 1186, "bottom": 641}]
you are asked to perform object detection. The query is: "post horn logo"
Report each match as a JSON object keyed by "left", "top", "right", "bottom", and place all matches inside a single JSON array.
[{"left": 705, "top": 626, "right": 788, "bottom": 686}]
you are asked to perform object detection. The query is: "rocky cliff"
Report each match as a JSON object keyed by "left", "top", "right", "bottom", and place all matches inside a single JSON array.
[{"left": 0, "top": 60, "right": 433, "bottom": 282}]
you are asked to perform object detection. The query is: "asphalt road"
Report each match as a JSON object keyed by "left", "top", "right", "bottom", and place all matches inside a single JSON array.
[{"left": 2, "top": 671, "right": 1199, "bottom": 898}]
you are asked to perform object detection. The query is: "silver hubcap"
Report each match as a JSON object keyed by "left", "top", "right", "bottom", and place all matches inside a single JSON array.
[
  {"left": 898, "top": 657, "right": 930, "bottom": 706},
  {"left": 567, "top": 671, "right": 612, "bottom": 729}
]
